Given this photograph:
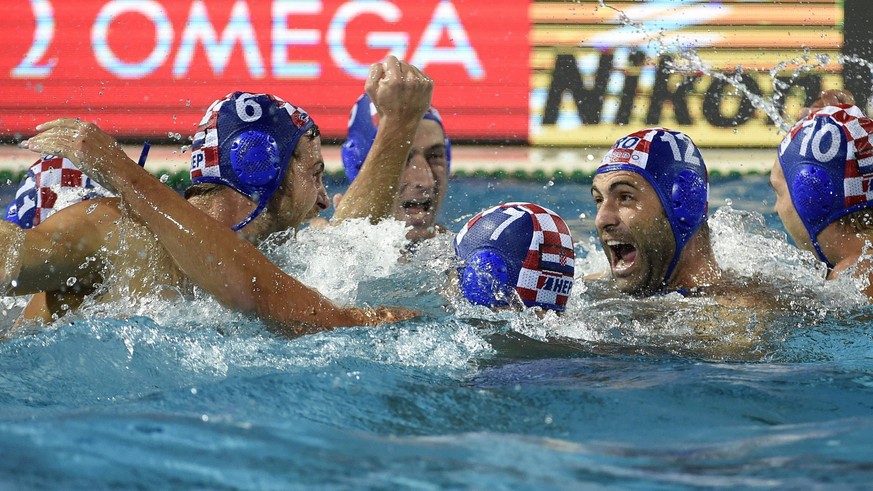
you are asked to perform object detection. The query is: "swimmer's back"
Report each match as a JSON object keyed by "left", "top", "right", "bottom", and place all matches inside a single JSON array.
[{"left": 13, "top": 197, "right": 188, "bottom": 323}]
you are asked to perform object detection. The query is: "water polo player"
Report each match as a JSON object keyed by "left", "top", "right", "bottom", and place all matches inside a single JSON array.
[
  {"left": 337, "top": 93, "right": 450, "bottom": 242},
  {"left": 591, "top": 128, "right": 722, "bottom": 295},
  {"left": 772, "top": 103, "right": 873, "bottom": 299},
  {"left": 454, "top": 202, "right": 575, "bottom": 312}
]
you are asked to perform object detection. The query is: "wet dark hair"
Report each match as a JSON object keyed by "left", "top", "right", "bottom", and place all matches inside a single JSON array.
[{"left": 841, "top": 208, "right": 873, "bottom": 233}]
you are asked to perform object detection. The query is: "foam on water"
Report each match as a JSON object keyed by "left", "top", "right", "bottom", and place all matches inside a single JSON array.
[{"left": 263, "top": 218, "right": 411, "bottom": 305}]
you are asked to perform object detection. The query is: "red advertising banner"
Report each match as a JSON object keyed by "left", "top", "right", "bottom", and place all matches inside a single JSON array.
[{"left": 0, "top": 0, "right": 529, "bottom": 140}]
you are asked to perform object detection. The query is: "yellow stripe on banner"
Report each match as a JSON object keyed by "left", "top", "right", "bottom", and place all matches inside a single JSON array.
[
  {"left": 530, "top": 49, "right": 844, "bottom": 72},
  {"left": 531, "top": 25, "right": 842, "bottom": 49},
  {"left": 530, "top": 2, "right": 840, "bottom": 26},
  {"left": 529, "top": 72, "right": 845, "bottom": 98}
]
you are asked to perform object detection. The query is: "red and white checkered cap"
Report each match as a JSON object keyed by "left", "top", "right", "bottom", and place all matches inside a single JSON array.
[
  {"left": 777, "top": 104, "right": 873, "bottom": 266},
  {"left": 455, "top": 202, "right": 575, "bottom": 311},
  {"left": 5, "top": 156, "right": 108, "bottom": 228}
]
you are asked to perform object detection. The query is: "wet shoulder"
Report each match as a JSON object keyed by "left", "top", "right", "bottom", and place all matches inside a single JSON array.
[
  {"left": 97, "top": 205, "right": 189, "bottom": 300},
  {"left": 703, "top": 274, "right": 788, "bottom": 310}
]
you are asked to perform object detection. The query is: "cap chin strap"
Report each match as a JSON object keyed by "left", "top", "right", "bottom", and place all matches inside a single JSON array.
[
  {"left": 809, "top": 235, "right": 835, "bottom": 270},
  {"left": 662, "top": 252, "right": 681, "bottom": 289},
  {"left": 231, "top": 198, "right": 269, "bottom": 232}
]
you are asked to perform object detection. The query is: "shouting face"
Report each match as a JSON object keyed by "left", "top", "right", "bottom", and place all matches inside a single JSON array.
[{"left": 591, "top": 170, "right": 676, "bottom": 294}]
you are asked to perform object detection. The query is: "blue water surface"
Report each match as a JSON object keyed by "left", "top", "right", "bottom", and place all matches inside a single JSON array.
[{"left": 2, "top": 174, "right": 873, "bottom": 490}]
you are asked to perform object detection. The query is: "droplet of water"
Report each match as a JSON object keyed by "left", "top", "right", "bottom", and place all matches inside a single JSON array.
[
  {"left": 725, "top": 198, "right": 733, "bottom": 206},
  {"left": 587, "top": 154, "right": 594, "bottom": 161},
  {"left": 159, "top": 174, "right": 169, "bottom": 183},
  {"left": 66, "top": 277, "right": 77, "bottom": 287},
  {"left": 86, "top": 203, "right": 98, "bottom": 214},
  {"left": 579, "top": 213, "right": 587, "bottom": 220}
]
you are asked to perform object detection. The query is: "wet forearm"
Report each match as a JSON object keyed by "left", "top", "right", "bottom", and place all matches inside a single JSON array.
[
  {"left": 0, "top": 221, "right": 25, "bottom": 292},
  {"left": 110, "top": 163, "right": 364, "bottom": 329},
  {"left": 333, "top": 116, "right": 420, "bottom": 222}
]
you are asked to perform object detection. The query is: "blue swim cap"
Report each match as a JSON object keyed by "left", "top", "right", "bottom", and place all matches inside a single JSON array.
[
  {"left": 596, "top": 128, "right": 709, "bottom": 284},
  {"left": 777, "top": 104, "right": 873, "bottom": 267},
  {"left": 454, "top": 202, "right": 575, "bottom": 312},
  {"left": 4, "top": 156, "right": 107, "bottom": 229},
  {"left": 190, "top": 92, "right": 314, "bottom": 231},
  {"left": 341, "top": 93, "right": 451, "bottom": 183}
]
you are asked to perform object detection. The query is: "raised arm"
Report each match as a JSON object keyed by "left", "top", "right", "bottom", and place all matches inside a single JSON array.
[
  {"left": 332, "top": 56, "right": 434, "bottom": 222},
  {"left": 21, "top": 120, "right": 416, "bottom": 335}
]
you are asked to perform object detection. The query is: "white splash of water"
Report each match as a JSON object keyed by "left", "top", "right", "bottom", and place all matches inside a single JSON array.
[
  {"left": 50, "top": 183, "right": 111, "bottom": 211},
  {"left": 264, "top": 218, "right": 411, "bottom": 304},
  {"left": 710, "top": 206, "right": 866, "bottom": 308},
  {"left": 596, "top": 0, "right": 871, "bottom": 133}
]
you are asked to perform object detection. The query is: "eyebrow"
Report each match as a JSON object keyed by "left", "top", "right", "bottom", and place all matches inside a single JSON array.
[{"left": 591, "top": 179, "right": 639, "bottom": 195}]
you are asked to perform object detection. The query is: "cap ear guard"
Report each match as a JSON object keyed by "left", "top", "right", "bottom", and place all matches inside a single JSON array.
[
  {"left": 4, "top": 201, "right": 20, "bottom": 226},
  {"left": 458, "top": 250, "right": 514, "bottom": 307},
  {"left": 671, "top": 169, "right": 708, "bottom": 237},
  {"left": 790, "top": 164, "right": 836, "bottom": 227},
  {"left": 340, "top": 137, "right": 370, "bottom": 183},
  {"left": 230, "top": 130, "right": 281, "bottom": 187}
]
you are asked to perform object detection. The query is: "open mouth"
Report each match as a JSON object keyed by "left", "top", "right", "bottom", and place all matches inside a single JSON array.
[
  {"left": 401, "top": 198, "right": 434, "bottom": 221},
  {"left": 607, "top": 240, "right": 637, "bottom": 275}
]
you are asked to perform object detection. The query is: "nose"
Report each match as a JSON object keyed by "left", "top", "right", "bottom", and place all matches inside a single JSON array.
[
  {"left": 406, "top": 154, "right": 436, "bottom": 193},
  {"left": 594, "top": 198, "right": 619, "bottom": 231},
  {"left": 316, "top": 182, "right": 329, "bottom": 211}
]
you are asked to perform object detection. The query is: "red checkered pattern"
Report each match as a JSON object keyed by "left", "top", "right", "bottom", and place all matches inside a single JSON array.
[
  {"left": 508, "top": 202, "right": 575, "bottom": 310},
  {"left": 783, "top": 105, "right": 873, "bottom": 207},
  {"left": 599, "top": 128, "right": 657, "bottom": 170},
  {"left": 16, "top": 156, "right": 104, "bottom": 226}
]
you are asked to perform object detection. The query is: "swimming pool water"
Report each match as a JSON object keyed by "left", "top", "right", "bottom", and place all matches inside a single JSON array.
[{"left": 1, "top": 175, "right": 873, "bottom": 490}]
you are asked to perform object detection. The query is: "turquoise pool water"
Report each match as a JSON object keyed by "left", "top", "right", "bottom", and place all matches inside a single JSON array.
[{"left": 1, "top": 174, "right": 872, "bottom": 489}]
